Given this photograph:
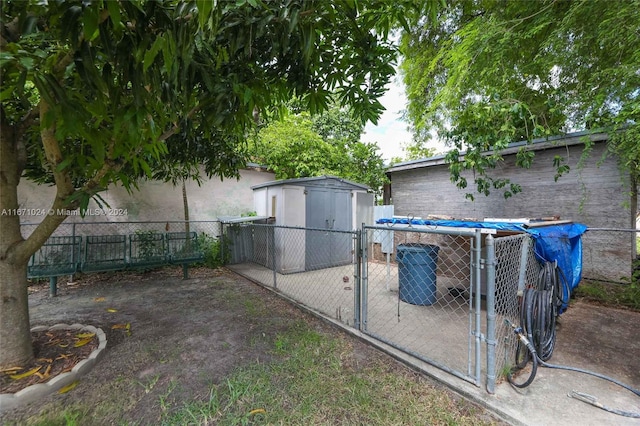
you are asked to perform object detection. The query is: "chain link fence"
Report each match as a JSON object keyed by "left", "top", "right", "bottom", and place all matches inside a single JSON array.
[
  {"left": 224, "top": 222, "right": 538, "bottom": 391},
  {"left": 23, "top": 220, "right": 222, "bottom": 279},
  {"left": 223, "top": 223, "right": 360, "bottom": 327},
  {"left": 31, "top": 218, "right": 615, "bottom": 394},
  {"left": 582, "top": 228, "right": 639, "bottom": 283}
]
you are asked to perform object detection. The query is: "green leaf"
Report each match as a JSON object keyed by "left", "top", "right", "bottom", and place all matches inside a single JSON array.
[
  {"left": 18, "top": 55, "right": 34, "bottom": 70},
  {"left": 144, "top": 36, "right": 165, "bottom": 72},
  {"left": 243, "top": 87, "right": 253, "bottom": 105},
  {"left": 32, "top": 74, "right": 56, "bottom": 108},
  {"left": 139, "top": 158, "right": 152, "bottom": 178},
  {"left": 22, "top": 15, "right": 38, "bottom": 35},
  {"left": 196, "top": 0, "right": 213, "bottom": 28},
  {"left": 0, "top": 52, "right": 15, "bottom": 67},
  {"left": 106, "top": 0, "right": 122, "bottom": 30},
  {"left": 91, "top": 140, "right": 105, "bottom": 164},
  {"left": 82, "top": 6, "right": 100, "bottom": 41},
  {"left": 55, "top": 157, "right": 74, "bottom": 173},
  {"left": 0, "top": 86, "right": 14, "bottom": 101}
]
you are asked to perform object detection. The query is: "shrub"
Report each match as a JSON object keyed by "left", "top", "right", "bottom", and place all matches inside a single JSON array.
[
  {"left": 134, "top": 230, "right": 165, "bottom": 260},
  {"left": 196, "top": 233, "right": 230, "bottom": 269}
]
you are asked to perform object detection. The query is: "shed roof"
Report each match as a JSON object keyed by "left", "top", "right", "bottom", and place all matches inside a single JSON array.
[
  {"left": 251, "top": 175, "right": 370, "bottom": 191},
  {"left": 387, "top": 130, "right": 608, "bottom": 173}
]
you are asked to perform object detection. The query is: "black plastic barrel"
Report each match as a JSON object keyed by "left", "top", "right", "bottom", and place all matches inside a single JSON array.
[{"left": 397, "top": 243, "right": 440, "bottom": 306}]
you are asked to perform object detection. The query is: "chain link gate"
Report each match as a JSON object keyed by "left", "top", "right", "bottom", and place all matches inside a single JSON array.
[
  {"left": 362, "top": 224, "right": 489, "bottom": 385},
  {"left": 361, "top": 225, "right": 535, "bottom": 390},
  {"left": 223, "top": 221, "right": 535, "bottom": 391}
]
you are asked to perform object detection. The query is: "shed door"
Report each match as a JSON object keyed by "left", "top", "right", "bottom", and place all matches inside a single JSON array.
[{"left": 305, "top": 189, "right": 352, "bottom": 270}]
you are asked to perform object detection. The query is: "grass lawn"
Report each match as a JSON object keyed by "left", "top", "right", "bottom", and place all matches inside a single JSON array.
[
  {"left": 4, "top": 268, "right": 505, "bottom": 426},
  {"left": 163, "top": 320, "right": 499, "bottom": 425}
]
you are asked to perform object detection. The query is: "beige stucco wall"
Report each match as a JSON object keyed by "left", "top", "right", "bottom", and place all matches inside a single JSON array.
[{"left": 17, "top": 168, "right": 275, "bottom": 224}]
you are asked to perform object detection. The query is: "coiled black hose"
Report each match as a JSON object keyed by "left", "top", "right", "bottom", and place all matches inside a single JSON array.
[
  {"left": 509, "top": 261, "right": 565, "bottom": 385},
  {"left": 506, "top": 262, "right": 640, "bottom": 418},
  {"left": 506, "top": 319, "right": 640, "bottom": 418}
]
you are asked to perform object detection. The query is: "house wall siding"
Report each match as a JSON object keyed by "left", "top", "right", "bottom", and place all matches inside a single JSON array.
[
  {"left": 389, "top": 141, "right": 638, "bottom": 282},
  {"left": 17, "top": 168, "right": 275, "bottom": 224},
  {"left": 392, "top": 142, "right": 629, "bottom": 226}
]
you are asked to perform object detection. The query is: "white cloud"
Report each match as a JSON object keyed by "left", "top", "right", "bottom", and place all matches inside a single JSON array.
[
  {"left": 361, "top": 76, "right": 411, "bottom": 162},
  {"left": 362, "top": 74, "right": 447, "bottom": 163}
]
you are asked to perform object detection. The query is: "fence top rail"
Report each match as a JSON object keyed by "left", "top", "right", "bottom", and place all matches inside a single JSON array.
[
  {"left": 166, "top": 231, "right": 197, "bottom": 238},
  {"left": 218, "top": 216, "right": 270, "bottom": 224},
  {"left": 586, "top": 227, "right": 640, "bottom": 233},
  {"left": 21, "top": 220, "right": 221, "bottom": 226},
  {"left": 364, "top": 223, "right": 495, "bottom": 237},
  {"left": 86, "top": 234, "right": 127, "bottom": 242},
  {"left": 224, "top": 222, "right": 358, "bottom": 235},
  {"left": 42, "top": 236, "right": 82, "bottom": 243}
]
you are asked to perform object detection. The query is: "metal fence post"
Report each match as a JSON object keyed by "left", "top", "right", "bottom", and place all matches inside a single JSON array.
[
  {"left": 49, "top": 276, "right": 58, "bottom": 297},
  {"left": 517, "top": 236, "right": 531, "bottom": 297},
  {"left": 220, "top": 223, "right": 226, "bottom": 265},
  {"left": 473, "top": 229, "right": 482, "bottom": 385},
  {"left": 485, "top": 234, "right": 497, "bottom": 394},
  {"left": 361, "top": 226, "right": 369, "bottom": 332},
  {"left": 69, "top": 222, "right": 77, "bottom": 283},
  {"left": 353, "top": 228, "right": 362, "bottom": 330},
  {"left": 271, "top": 225, "right": 277, "bottom": 289}
]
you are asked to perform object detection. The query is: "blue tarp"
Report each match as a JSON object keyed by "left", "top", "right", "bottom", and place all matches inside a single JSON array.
[{"left": 376, "top": 218, "right": 588, "bottom": 312}]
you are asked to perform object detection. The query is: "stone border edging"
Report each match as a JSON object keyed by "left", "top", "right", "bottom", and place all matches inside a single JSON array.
[{"left": 0, "top": 323, "right": 107, "bottom": 411}]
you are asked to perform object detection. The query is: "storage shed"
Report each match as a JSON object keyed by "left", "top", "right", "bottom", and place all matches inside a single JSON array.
[{"left": 251, "top": 176, "right": 374, "bottom": 273}]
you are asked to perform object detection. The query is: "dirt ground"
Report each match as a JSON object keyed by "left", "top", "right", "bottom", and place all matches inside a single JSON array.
[
  {"left": 1, "top": 266, "right": 638, "bottom": 424},
  {"left": 0, "top": 267, "right": 501, "bottom": 424},
  {"left": 553, "top": 298, "right": 640, "bottom": 390},
  {"left": 2, "top": 267, "right": 314, "bottom": 424}
]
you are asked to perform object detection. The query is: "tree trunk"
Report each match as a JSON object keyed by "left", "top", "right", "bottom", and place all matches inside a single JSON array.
[
  {"left": 631, "top": 173, "right": 638, "bottom": 262},
  {"left": 182, "top": 179, "right": 190, "bottom": 238},
  {"left": 0, "top": 260, "right": 32, "bottom": 368},
  {"left": 0, "top": 101, "right": 75, "bottom": 368},
  {"left": 0, "top": 117, "right": 33, "bottom": 368}
]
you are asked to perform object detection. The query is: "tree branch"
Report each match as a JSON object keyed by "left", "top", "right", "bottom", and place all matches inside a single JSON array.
[
  {"left": 10, "top": 99, "right": 77, "bottom": 264},
  {"left": 158, "top": 105, "right": 200, "bottom": 142},
  {"left": 507, "top": 0, "right": 558, "bottom": 32}
]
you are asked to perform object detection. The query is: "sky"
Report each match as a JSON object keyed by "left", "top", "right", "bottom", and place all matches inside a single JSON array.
[
  {"left": 361, "top": 73, "right": 447, "bottom": 163},
  {"left": 360, "top": 74, "right": 411, "bottom": 163}
]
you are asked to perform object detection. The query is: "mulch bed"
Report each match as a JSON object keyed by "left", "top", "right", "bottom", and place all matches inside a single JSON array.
[{"left": 0, "top": 329, "right": 98, "bottom": 394}]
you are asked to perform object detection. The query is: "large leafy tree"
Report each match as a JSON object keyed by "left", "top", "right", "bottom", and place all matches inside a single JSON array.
[
  {"left": 400, "top": 0, "right": 640, "bottom": 201},
  {"left": 253, "top": 113, "right": 337, "bottom": 178},
  {"left": 312, "top": 103, "right": 388, "bottom": 194},
  {"left": 252, "top": 103, "right": 388, "bottom": 196},
  {"left": 0, "top": 0, "right": 407, "bottom": 368},
  {"left": 389, "top": 139, "right": 438, "bottom": 165}
]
